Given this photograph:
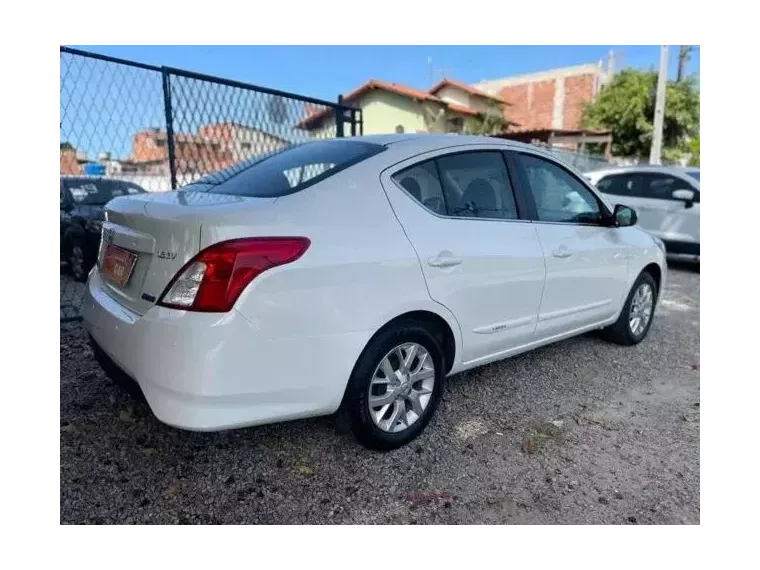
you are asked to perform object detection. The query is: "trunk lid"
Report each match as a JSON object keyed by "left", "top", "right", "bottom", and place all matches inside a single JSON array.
[{"left": 98, "top": 191, "right": 271, "bottom": 315}]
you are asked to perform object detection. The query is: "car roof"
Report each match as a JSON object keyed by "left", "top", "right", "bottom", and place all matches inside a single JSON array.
[
  {"left": 349, "top": 133, "right": 536, "bottom": 152},
  {"left": 585, "top": 164, "right": 699, "bottom": 177}
]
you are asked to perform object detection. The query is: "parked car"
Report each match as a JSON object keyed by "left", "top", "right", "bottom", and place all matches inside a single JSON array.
[
  {"left": 60, "top": 176, "right": 147, "bottom": 281},
  {"left": 584, "top": 165, "right": 700, "bottom": 262},
  {"left": 83, "top": 135, "right": 666, "bottom": 450}
]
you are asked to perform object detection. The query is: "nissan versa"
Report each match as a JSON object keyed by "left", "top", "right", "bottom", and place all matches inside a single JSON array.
[{"left": 83, "top": 135, "right": 666, "bottom": 450}]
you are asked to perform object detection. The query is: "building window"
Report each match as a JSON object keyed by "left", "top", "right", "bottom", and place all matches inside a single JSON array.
[
  {"left": 155, "top": 139, "right": 166, "bottom": 147},
  {"left": 395, "top": 125, "right": 405, "bottom": 134},
  {"left": 241, "top": 142, "right": 252, "bottom": 151}
]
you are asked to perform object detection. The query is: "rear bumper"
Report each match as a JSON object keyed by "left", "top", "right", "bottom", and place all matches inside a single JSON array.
[{"left": 82, "top": 271, "right": 368, "bottom": 431}]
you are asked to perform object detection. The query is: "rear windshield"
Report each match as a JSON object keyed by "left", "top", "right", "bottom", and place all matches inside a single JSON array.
[
  {"left": 182, "top": 139, "right": 384, "bottom": 198},
  {"left": 62, "top": 178, "right": 145, "bottom": 205}
]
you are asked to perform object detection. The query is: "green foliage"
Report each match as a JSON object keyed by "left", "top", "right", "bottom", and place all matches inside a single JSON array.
[
  {"left": 463, "top": 101, "right": 508, "bottom": 135},
  {"left": 60, "top": 142, "right": 75, "bottom": 151},
  {"left": 688, "top": 135, "right": 700, "bottom": 166},
  {"left": 581, "top": 69, "right": 700, "bottom": 159}
]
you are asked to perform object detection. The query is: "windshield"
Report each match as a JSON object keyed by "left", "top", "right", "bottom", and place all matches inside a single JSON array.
[
  {"left": 687, "top": 170, "right": 700, "bottom": 182},
  {"left": 182, "top": 139, "right": 385, "bottom": 198},
  {"left": 62, "top": 178, "right": 145, "bottom": 205}
]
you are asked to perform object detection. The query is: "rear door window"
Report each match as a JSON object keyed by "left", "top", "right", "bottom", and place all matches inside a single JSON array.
[
  {"left": 436, "top": 152, "right": 519, "bottom": 220},
  {"left": 184, "top": 139, "right": 384, "bottom": 198},
  {"left": 391, "top": 151, "right": 521, "bottom": 220}
]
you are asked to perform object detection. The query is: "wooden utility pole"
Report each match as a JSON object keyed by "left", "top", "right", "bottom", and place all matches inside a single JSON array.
[{"left": 650, "top": 45, "right": 668, "bottom": 165}]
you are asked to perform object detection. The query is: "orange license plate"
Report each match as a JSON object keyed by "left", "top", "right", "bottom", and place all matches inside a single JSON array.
[{"left": 102, "top": 245, "right": 137, "bottom": 287}]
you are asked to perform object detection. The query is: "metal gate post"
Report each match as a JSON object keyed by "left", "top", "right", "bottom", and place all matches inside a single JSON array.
[
  {"left": 335, "top": 94, "right": 345, "bottom": 138},
  {"left": 161, "top": 68, "right": 178, "bottom": 190}
]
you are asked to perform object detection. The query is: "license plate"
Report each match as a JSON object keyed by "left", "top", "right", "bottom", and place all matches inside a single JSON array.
[{"left": 101, "top": 245, "right": 137, "bottom": 287}]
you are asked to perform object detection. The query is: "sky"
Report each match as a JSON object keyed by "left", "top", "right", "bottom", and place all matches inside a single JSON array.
[
  {"left": 68, "top": 45, "right": 700, "bottom": 103},
  {"left": 61, "top": 45, "right": 700, "bottom": 161}
]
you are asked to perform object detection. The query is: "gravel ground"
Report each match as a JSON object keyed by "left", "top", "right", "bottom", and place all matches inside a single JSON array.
[
  {"left": 60, "top": 274, "right": 85, "bottom": 321},
  {"left": 60, "top": 263, "right": 699, "bottom": 524}
]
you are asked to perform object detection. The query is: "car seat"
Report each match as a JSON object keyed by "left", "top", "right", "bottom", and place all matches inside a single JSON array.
[{"left": 460, "top": 179, "right": 496, "bottom": 216}]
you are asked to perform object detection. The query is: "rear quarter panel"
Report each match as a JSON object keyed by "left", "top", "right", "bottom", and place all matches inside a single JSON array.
[{"left": 205, "top": 155, "right": 463, "bottom": 368}]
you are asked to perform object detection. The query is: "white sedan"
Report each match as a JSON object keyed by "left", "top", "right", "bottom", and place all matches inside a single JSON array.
[
  {"left": 83, "top": 134, "right": 666, "bottom": 450},
  {"left": 585, "top": 165, "right": 700, "bottom": 261}
]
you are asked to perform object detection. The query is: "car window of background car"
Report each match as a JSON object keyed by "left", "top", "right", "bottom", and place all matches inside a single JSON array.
[
  {"left": 435, "top": 152, "right": 519, "bottom": 220},
  {"left": 121, "top": 181, "right": 146, "bottom": 195},
  {"left": 62, "top": 178, "right": 127, "bottom": 205},
  {"left": 183, "top": 140, "right": 384, "bottom": 198},
  {"left": 392, "top": 160, "right": 447, "bottom": 216},
  {"left": 596, "top": 174, "right": 638, "bottom": 197},
  {"left": 516, "top": 154, "right": 601, "bottom": 224},
  {"left": 687, "top": 170, "right": 700, "bottom": 182},
  {"left": 639, "top": 174, "right": 682, "bottom": 200}
]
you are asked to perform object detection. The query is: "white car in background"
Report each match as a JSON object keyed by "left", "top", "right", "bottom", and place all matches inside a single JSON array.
[
  {"left": 83, "top": 135, "right": 666, "bottom": 450},
  {"left": 585, "top": 165, "right": 700, "bottom": 262}
]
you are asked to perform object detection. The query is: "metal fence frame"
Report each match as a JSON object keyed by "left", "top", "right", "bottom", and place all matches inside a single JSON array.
[
  {"left": 60, "top": 46, "right": 361, "bottom": 322},
  {"left": 61, "top": 46, "right": 362, "bottom": 191}
]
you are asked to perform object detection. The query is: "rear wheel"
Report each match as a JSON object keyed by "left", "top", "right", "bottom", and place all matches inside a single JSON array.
[
  {"left": 66, "top": 237, "right": 89, "bottom": 282},
  {"left": 602, "top": 271, "right": 658, "bottom": 346},
  {"left": 342, "top": 320, "right": 445, "bottom": 450}
]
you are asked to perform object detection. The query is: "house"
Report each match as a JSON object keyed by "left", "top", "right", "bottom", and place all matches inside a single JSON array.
[
  {"left": 130, "top": 127, "right": 235, "bottom": 177},
  {"left": 196, "top": 122, "right": 290, "bottom": 161},
  {"left": 296, "top": 78, "right": 511, "bottom": 137},
  {"left": 128, "top": 123, "right": 290, "bottom": 183},
  {"left": 59, "top": 143, "right": 90, "bottom": 175}
]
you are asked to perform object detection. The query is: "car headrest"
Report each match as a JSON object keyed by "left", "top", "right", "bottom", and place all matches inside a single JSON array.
[
  {"left": 461, "top": 179, "right": 496, "bottom": 213},
  {"left": 399, "top": 177, "right": 422, "bottom": 201}
]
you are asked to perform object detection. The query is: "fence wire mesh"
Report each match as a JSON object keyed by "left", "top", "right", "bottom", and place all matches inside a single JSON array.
[
  {"left": 543, "top": 146, "right": 614, "bottom": 173},
  {"left": 60, "top": 47, "right": 358, "bottom": 321},
  {"left": 167, "top": 72, "right": 343, "bottom": 187}
]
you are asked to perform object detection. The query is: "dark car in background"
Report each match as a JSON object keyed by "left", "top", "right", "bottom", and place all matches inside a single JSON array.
[{"left": 61, "top": 176, "right": 147, "bottom": 281}]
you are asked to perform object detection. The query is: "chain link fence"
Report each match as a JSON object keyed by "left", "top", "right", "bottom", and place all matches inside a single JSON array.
[
  {"left": 535, "top": 143, "right": 682, "bottom": 174},
  {"left": 60, "top": 47, "right": 360, "bottom": 322}
]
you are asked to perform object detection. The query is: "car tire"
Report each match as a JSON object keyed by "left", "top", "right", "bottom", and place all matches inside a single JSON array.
[
  {"left": 66, "top": 236, "right": 89, "bottom": 282},
  {"left": 342, "top": 319, "right": 445, "bottom": 451},
  {"left": 602, "top": 271, "right": 658, "bottom": 346}
]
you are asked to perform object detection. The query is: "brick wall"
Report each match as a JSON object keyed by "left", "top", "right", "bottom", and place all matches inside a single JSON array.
[
  {"left": 562, "top": 74, "right": 595, "bottom": 130},
  {"left": 498, "top": 72, "right": 597, "bottom": 130},
  {"left": 130, "top": 129, "right": 235, "bottom": 176},
  {"left": 60, "top": 149, "right": 81, "bottom": 175},
  {"left": 131, "top": 130, "right": 168, "bottom": 163}
]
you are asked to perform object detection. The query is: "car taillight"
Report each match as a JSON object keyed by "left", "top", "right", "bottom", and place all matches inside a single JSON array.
[{"left": 158, "top": 237, "right": 310, "bottom": 312}]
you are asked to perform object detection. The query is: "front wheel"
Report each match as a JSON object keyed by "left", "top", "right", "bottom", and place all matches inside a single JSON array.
[
  {"left": 342, "top": 320, "right": 445, "bottom": 451},
  {"left": 602, "top": 271, "right": 658, "bottom": 346}
]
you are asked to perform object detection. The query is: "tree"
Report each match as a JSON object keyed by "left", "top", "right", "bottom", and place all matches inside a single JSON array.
[
  {"left": 60, "top": 141, "right": 75, "bottom": 151},
  {"left": 463, "top": 101, "right": 508, "bottom": 135},
  {"left": 688, "top": 135, "right": 700, "bottom": 166},
  {"left": 676, "top": 45, "right": 693, "bottom": 82},
  {"left": 581, "top": 69, "right": 699, "bottom": 160}
]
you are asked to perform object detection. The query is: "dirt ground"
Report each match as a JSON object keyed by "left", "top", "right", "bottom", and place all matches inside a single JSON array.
[{"left": 60, "top": 263, "right": 699, "bottom": 524}]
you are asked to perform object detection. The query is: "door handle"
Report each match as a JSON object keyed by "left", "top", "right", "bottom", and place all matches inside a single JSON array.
[
  {"left": 552, "top": 247, "right": 573, "bottom": 259},
  {"left": 428, "top": 253, "right": 462, "bottom": 268}
]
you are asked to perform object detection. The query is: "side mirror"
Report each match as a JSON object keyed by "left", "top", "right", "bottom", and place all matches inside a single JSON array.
[
  {"left": 672, "top": 188, "right": 695, "bottom": 208},
  {"left": 613, "top": 204, "right": 637, "bottom": 227}
]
